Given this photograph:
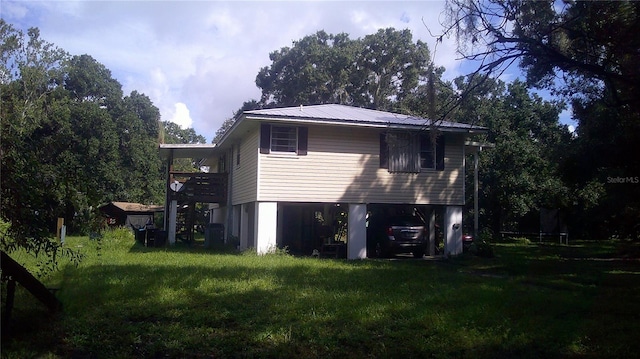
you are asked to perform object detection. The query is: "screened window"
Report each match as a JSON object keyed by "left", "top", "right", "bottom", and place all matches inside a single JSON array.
[
  {"left": 271, "top": 126, "right": 298, "bottom": 153},
  {"left": 419, "top": 134, "right": 435, "bottom": 169},
  {"left": 380, "top": 131, "right": 445, "bottom": 173},
  {"left": 236, "top": 141, "right": 241, "bottom": 165}
]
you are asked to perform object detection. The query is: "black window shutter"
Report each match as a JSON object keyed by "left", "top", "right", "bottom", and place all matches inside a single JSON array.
[
  {"left": 297, "top": 127, "right": 308, "bottom": 155},
  {"left": 380, "top": 133, "right": 388, "bottom": 169},
  {"left": 436, "top": 135, "right": 445, "bottom": 171},
  {"left": 260, "top": 123, "right": 271, "bottom": 154}
]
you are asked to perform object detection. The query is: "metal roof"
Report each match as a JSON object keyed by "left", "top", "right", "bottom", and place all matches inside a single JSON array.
[
  {"left": 99, "top": 202, "right": 164, "bottom": 213},
  {"left": 243, "top": 104, "right": 485, "bottom": 131}
]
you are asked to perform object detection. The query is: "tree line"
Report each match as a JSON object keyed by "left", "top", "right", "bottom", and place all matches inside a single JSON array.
[
  {"left": 0, "top": 21, "right": 205, "bottom": 257},
  {"left": 1, "top": 0, "right": 638, "bottom": 263}
]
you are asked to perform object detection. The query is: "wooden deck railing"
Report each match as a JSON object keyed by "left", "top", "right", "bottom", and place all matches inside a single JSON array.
[{"left": 169, "top": 172, "right": 227, "bottom": 204}]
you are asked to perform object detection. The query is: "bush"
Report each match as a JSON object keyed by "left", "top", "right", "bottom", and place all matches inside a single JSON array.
[
  {"left": 470, "top": 240, "right": 494, "bottom": 258},
  {"left": 100, "top": 226, "right": 135, "bottom": 250},
  {"left": 512, "top": 237, "right": 532, "bottom": 245}
]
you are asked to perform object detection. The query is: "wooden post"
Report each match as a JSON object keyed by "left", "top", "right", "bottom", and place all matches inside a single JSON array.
[{"left": 56, "top": 218, "right": 64, "bottom": 239}]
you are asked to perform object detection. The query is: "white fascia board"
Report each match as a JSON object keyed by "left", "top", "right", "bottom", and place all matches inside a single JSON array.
[{"left": 243, "top": 115, "right": 485, "bottom": 133}]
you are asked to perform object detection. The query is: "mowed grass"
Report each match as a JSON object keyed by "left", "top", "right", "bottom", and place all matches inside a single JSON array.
[{"left": 2, "top": 231, "right": 640, "bottom": 359}]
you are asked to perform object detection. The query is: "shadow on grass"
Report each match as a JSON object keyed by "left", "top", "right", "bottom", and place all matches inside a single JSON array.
[
  {"left": 127, "top": 239, "right": 240, "bottom": 256},
  {"left": 4, "top": 241, "right": 640, "bottom": 358}
]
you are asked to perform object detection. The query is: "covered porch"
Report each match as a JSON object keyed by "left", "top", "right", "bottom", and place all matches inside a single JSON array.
[{"left": 159, "top": 144, "right": 227, "bottom": 245}]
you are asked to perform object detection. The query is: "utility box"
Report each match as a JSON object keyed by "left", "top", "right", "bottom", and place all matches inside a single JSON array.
[{"left": 204, "top": 223, "right": 225, "bottom": 248}]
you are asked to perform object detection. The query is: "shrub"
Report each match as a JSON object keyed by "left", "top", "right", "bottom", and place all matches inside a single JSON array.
[
  {"left": 100, "top": 226, "right": 134, "bottom": 250},
  {"left": 512, "top": 237, "right": 532, "bottom": 245},
  {"left": 470, "top": 240, "right": 494, "bottom": 258}
]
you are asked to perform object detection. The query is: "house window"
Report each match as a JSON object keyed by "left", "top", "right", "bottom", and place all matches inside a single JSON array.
[
  {"left": 260, "top": 124, "right": 308, "bottom": 155},
  {"left": 271, "top": 126, "right": 298, "bottom": 153},
  {"left": 380, "top": 131, "right": 445, "bottom": 173},
  {"left": 420, "top": 134, "right": 435, "bottom": 169},
  {"left": 236, "top": 141, "right": 241, "bottom": 165}
]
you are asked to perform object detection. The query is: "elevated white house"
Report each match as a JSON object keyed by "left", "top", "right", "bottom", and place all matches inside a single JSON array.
[{"left": 159, "top": 104, "right": 486, "bottom": 259}]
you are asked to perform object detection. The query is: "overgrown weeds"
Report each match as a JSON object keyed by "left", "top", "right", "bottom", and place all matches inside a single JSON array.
[{"left": 2, "top": 237, "right": 639, "bottom": 358}]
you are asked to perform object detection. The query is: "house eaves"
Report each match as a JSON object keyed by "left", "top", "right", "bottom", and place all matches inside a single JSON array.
[
  {"left": 244, "top": 104, "right": 486, "bottom": 133},
  {"left": 217, "top": 104, "right": 487, "bottom": 148}
]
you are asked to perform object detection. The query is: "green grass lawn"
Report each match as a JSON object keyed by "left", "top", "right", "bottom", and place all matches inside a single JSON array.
[{"left": 2, "top": 231, "right": 640, "bottom": 358}]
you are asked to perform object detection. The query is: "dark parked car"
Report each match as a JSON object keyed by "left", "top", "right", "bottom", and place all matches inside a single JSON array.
[{"left": 367, "top": 214, "right": 428, "bottom": 258}]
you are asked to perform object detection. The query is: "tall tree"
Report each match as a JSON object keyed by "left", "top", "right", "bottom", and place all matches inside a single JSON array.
[
  {"left": 255, "top": 28, "right": 432, "bottom": 111},
  {"left": 453, "top": 77, "right": 570, "bottom": 234},
  {"left": 354, "top": 28, "right": 431, "bottom": 111},
  {"left": 162, "top": 121, "right": 206, "bottom": 145},
  {"left": 256, "top": 31, "right": 357, "bottom": 107},
  {"left": 442, "top": 0, "right": 640, "bottom": 239},
  {"left": 442, "top": 1, "right": 640, "bottom": 103},
  {"left": 1, "top": 21, "right": 69, "bottom": 246},
  {"left": 1, "top": 22, "right": 165, "bottom": 247}
]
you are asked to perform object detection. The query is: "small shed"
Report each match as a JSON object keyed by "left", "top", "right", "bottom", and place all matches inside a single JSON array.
[{"left": 99, "top": 202, "right": 164, "bottom": 230}]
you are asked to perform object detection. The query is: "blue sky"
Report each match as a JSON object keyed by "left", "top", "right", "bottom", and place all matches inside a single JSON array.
[{"left": 2, "top": 0, "right": 572, "bottom": 141}]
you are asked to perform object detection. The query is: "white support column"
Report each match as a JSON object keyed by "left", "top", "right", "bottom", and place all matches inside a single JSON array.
[
  {"left": 239, "top": 204, "right": 249, "bottom": 250},
  {"left": 429, "top": 207, "right": 436, "bottom": 256},
  {"left": 209, "top": 204, "right": 222, "bottom": 224},
  {"left": 256, "top": 202, "right": 278, "bottom": 255},
  {"left": 444, "top": 206, "right": 463, "bottom": 256},
  {"left": 168, "top": 199, "right": 178, "bottom": 245},
  {"left": 348, "top": 203, "right": 367, "bottom": 260}
]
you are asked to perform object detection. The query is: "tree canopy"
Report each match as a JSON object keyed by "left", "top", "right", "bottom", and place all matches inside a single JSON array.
[
  {"left": 453, "top": 77, "right": 570, "bottom": 233},
  {"left": 0, "top": 21, "right": 170, "bottom": 257},
  {"left": 255, "top": 28, "right": 432, "bottom": 112},
  {"left": 443, "top": 0, "right": 640, "bottom": 238}
]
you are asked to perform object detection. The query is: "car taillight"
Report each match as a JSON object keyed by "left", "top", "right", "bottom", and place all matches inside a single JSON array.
[{"left": 386, "top": 227, "right": 393, "bottom": 236}]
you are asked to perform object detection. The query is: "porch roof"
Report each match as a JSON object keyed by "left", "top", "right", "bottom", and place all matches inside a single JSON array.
[{"left": 158, "top": 143, "right": 220, "bottom": 160}]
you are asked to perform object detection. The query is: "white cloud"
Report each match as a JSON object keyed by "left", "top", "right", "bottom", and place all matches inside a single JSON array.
[{"left": 168, "top": 103, "right": 193, "bottom": 129}]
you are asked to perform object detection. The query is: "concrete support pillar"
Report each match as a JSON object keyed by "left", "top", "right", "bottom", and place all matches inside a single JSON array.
[
  {"left": 347, "top": 203, "right": 367, "bottom": 259},
  {"left": 428, "top": 207, "right": 436, "bottom": 256},
  {"left": 168, "top": 199, "right": 177, "bottom": 245},
  {"left": 444, "top": 206, "right": 463, "bottom": 256},
  {"left": 209, "top": 204, "right": 223, "bottom": 223},
  {"left": 256, "top": 202, "right": 278, "bottom": 255},
  {"left": 240, "top": 204, "right": 249, "bottom": 250}
]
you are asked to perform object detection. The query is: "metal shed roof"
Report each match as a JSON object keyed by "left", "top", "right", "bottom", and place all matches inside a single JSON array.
[
  {"left": 99, "top": 202, "right": 164, "bottom": 214},
  {"left": 244, "top": 104, "right": 485, "bottom": 131}
]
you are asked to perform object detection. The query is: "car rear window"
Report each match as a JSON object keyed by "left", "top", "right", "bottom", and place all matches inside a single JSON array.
[{"left": 389, "top": 216, "right": 424, "bottom": 226}]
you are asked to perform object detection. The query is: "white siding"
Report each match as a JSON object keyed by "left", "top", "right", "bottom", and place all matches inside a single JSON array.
[
  {"left": 257, "top": 125, "right": 465, "bottom": 205},
  {"left": 232, "top": 129, "right": 259, "bottom": 205}
]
